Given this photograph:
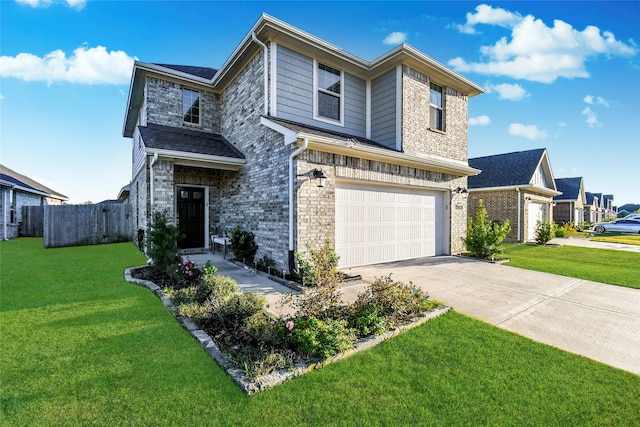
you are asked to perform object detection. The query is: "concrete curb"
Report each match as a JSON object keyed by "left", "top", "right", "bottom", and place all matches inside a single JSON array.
[{"left": 124, "top": 265, "right": 451, "bottom": 394}]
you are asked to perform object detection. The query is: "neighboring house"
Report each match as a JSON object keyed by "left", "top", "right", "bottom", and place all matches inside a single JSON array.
[
  {"left": 467, "top": 148, "right": 560, "bottom": 242},
  {"left": 584, "top": 192, "right": 600, "bottom": 223},
  {"left": 0, "top": 164, "right": 68, "bottom": 240},
  {"left": 122, "top": 13, "right": 484, "bottom": 271},
  {"left": 602, "top": 194, "right": 616, "bottom": 220},
  {"left": 553, "top": 177, "right": 586, "bottom": 227}
]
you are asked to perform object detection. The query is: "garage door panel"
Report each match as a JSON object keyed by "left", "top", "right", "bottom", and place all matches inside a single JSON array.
[{"left": 335, "top": 184, "right": 445, "bottom": 268}]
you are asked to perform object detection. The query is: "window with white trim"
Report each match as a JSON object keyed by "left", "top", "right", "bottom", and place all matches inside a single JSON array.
[
  {"left": 316, "top": 63, "right": 342, "bottom": 123},
  {"left": 429, "top": 82, "right": 444, "bottom": 131},
  {"left": 182, "top": 88, "right": 200, "bottom": 124}
]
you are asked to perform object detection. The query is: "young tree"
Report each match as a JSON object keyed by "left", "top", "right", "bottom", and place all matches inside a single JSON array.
[
  {"left": 464, "top": 199, "right": 511, "bottom": 260},
  {"left": 146, "top": 210, "right": 182, "bottom": 272}
]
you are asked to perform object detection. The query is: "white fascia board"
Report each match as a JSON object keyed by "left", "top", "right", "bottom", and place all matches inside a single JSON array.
[
  {"left": 300, "top": 137, "right": 479, "bottom": 177},
  {"left": 260, "top": 116, "right": 299, "bottom": 145},
  {"left": 469, "top": 184, "right": 561, "bottom": 196},
  {"left": 146, "top": 148, "right": 245, "bottom": 171}
]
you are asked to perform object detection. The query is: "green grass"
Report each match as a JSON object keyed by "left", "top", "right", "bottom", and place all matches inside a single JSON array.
[
  {"left": 591, "top": 233, "right": 640, "bottom": 246},
  {"left": 503, "top": 243, "right": 640, "bottom": 289},
  {"left": 2, "top": 238, "right": 639, "bottom": 426}
]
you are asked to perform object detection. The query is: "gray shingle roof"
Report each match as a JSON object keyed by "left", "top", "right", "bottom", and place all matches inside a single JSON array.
[
  {"left": 0, "top": 164, "right": 68, "bottom": 200},
  {"left": 585, "top": 192, "right": 597, "bottom": 205},
  {"left": 154, "top": 64, "right": 218, "bottom": 80},
  {"left": 468, "top": 148, "right": 546, "bottom": 189},
  {"left": 554, "top": 177, "right": 582, "bottom": 201},
  {"left": 266, "top": 116, "right": 394, "bottom": 151},
  {"left": 138, "top": 123, "right": 245, "bottom": 159}
]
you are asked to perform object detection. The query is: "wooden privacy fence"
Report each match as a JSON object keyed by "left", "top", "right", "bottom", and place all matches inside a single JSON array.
[
  {"left": 44, "top": 203, "right": 134, "bottom": 248},
  {"left": 21, "top": 206, "right": 45, "bottom": 237}
]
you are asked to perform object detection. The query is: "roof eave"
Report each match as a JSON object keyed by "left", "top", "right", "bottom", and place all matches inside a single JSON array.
[{"left": 146, "top": 148, "right": 246, "bottom": 171}]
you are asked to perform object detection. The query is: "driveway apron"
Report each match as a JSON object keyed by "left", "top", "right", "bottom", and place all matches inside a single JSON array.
[{"left": 352, "top": 256, "right": 640, "bottom": 376}]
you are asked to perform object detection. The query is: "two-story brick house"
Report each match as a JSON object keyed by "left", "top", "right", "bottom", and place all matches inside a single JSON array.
[{"left": 122, "top": 14, "right": 484, "bottom": 272}]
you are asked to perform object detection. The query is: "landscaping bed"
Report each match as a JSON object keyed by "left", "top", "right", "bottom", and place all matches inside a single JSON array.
[{"left": 128, "top": 261, "right": 445, "bottom": 394}]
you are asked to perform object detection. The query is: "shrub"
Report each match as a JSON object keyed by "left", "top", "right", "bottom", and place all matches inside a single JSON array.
[
  {"left": 172, "top": 259, "right": 201, "bottom": 289},
  {"left": 215, "top": 291, "right": 266, "bottom": 336},
  {"left": 555, "top": 222, "right": 578, "bottom": 238},
  {"left": 464, "top": 199, "right": 511, "bottom": 260},
  {"left": 535, "top": 218, "right": 556, "bottom": 245},
  {"left": 146, "top": 210, "right": 182, "bottom": 272},
  {"left": 295, "top": 238, "right": 341, "bottom": 288},
  {"left": 288, "top": 317, "right": 355, "bottom": 360},
  {"left": 230, "top": 226, "right": 258, "bottom": 264},
  {"left": 199, "top": 274, "right": 240, "bottom": 306},
  {"left": 354, "top": 274, "right": 438, "bottom": 326},
  {"left": 256, "top": 255, "right": 276, "bottom": 273},
  {"left": 349, "top": 305, "right": 387, "bottom": 337}
]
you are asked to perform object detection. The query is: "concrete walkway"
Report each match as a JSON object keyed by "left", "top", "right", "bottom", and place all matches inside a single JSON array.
[
  {"left": 182, "top": 250, "right": 640, "bottom": 376},
  {"left": 352, "top": 256, "right": 640, "bottom": 376}
]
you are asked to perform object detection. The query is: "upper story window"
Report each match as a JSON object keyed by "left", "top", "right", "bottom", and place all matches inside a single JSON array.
[
  {"left": 429, "top": 82, "right": 444, "bottom": 131},
  {"left": 182, "top": 88, "right": 200, "bottom": 124},
  {"left": 315, "top": 62, "right": 343, "bottom": 124}
]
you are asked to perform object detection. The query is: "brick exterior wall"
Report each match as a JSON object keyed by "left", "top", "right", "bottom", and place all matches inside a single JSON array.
[
  {"left": 145, "top": 76, "right": 220, "bottom": 133},
  {"left": 0, "top": 188, "right": 64, "bottom": 240},
  {"left": 402, "top": 66, "right": 468, "bottom": 163},
  {"left": 468, "top": 189, "right": 554, "bottom": 242}
]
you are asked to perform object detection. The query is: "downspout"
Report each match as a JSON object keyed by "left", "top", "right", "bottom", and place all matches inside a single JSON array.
[
  {"left": 288, "top": 138, "right": 309, "bottom": 277},
  {"left": 149, "top": 152, "right": 158, "bottom": 207},
  {"left": 2, "top": 188, "right": 8, "bottom": 240},
  {"left": 251, "top": 32, "right": 269, "bottom": 116},
  {"left": 516, "top": 188, "right": 521, "bottom": 242}
]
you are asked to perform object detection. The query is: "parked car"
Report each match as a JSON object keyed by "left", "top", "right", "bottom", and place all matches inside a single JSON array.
[
  {"left": 593, "top": 218, "right": 640, "bottom": 234},
  {"left": 621, "top": 213, "right": 640, "bottom": 220}
]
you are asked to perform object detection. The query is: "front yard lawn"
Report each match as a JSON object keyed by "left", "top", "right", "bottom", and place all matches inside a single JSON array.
[
  {"left": 503, "top": 243, "right": 640, "bottom": 289},
  {"left": 2, "top": 238, "right": 639, "bottom": 426},
  {"left": 591, "top": 233, "right": 640, "bottom": 246}
]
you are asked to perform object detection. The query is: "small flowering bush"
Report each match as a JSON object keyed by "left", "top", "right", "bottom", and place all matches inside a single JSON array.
[{"left": 172, "top": 259, "right": 201, "bottom": 289}]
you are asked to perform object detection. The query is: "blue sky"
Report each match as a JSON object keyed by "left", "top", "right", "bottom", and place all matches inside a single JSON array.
[{"left": 1, "top": 1, "right": 639, "bottom": 206}]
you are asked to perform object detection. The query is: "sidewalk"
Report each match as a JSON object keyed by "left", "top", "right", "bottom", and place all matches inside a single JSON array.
[{"left": 549, "top": 237, "right": 640, "bottom": 252}]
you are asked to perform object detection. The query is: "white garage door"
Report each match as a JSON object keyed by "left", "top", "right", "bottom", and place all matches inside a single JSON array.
[{"left": 335, "top": 183, "right": 445, "bottom": 268}]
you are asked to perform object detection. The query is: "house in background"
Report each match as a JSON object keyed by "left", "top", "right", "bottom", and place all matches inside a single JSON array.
[
  {"left": 122, "top": 13, "right": 484, "bottom": 272},
  {"left": 0, "top": 164, "right": 68, "bottom": 240},
  {"left": 584, "top": 192, "right": 600, "bottom": 223},
  {"left": 602, "top": 194, "right": 617, "bottom": 220},
  {"left": 553, "top": 177, "right": 586, "bottom": 227},
  {"left": 467, "top": 148, "right": 560, "bottom": 242}
]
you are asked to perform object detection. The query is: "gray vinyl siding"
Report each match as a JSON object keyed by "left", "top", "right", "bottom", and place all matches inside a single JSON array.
[
  {"left": 371, "top": 69, "right": 397, "bottom": 149},
  {"left": 275, "top": 45, "right": 366, "bottom": 138}
]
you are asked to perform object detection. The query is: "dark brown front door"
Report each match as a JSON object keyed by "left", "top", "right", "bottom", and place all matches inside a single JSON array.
[{"left": 177, "top": 187, "right": 205, "bottom": 249}]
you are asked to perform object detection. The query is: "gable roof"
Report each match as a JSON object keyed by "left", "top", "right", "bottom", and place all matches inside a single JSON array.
[
  {"left": 585, "top": 191, "right": 599, "bottom": 205},
  {"left": 138, "top": 123, "right": 246, "bottom": 170},
  {"left": 154, "top": 64, "right": 218, "bottom": 80},
  {"left": 554, "top": 177, "right": 584, "bottom": 201},
  {"left": 123, "top": 13, "right": 484, "bottom": 137},
  {"left": 468, "top": 148, "right": 544, "bottom": 186},
  {"left": 0, "top": 164, "right": 68, "bottom": 201}
]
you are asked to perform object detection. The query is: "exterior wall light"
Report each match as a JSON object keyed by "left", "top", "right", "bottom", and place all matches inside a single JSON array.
[
  {"left": 311, "top": 169, "right": 327, "bottom": 188},
  {"left": 453, "top": 186, "right": 468, "bottom": 199}
]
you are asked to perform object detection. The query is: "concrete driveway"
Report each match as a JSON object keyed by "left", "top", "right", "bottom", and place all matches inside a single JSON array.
[{"left": 350, "top": 256, "right": 640, "bottom": 376}]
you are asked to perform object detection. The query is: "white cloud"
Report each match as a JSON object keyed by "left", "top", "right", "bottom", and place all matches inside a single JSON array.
[
  {"left": 558, "top": 122, "right": 568, "bottom": 127},
  {"left": 0, "top": 45, "right": 136, "bottom": 85},
  {"left": 383, "top": 32, "right": 407, "bottom": 45},
  {"left": 582, "top": 106, "right": 600, "bottom": 127},
  {"left": 450, "top": 5, "right": 638, "bottom": 83},
  {"left": 508, "top": 123, "right": 548, "bottom": 140},
  {"left": 584, "top": 94, "right": 609, "bottom": 107},
  {"left": 455, "top": 4, "right": 522, "bottom": 35},
  {"left": 15, "top": 0, "right": 85, "bottom": 8},
  {"left": 469, "top": 115, "right": 491, "bottom": 126},
  {"left": 486, "top": 82, "right": 529, "bottom": 100},
  {"left": 0, "top": 93, "right": 4, "bottom": 100}
]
